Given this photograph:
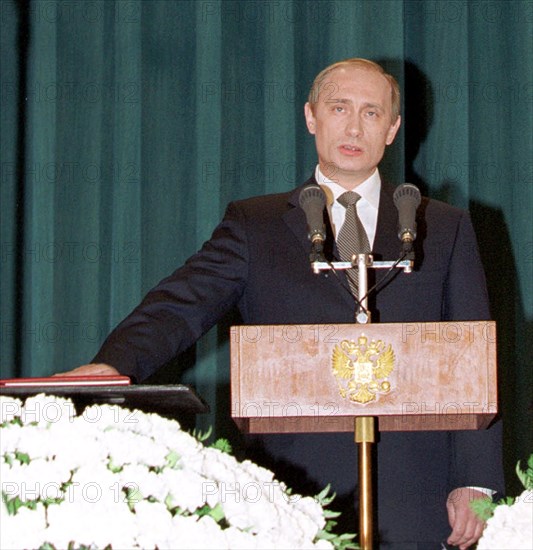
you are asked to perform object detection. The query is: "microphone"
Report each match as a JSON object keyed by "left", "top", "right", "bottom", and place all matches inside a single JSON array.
[
  {"left": 299, "top": 185, "right": 327, "bottom": 248},
  {"left": 393, "top": 183, "right": 421, "bottom": 251}
]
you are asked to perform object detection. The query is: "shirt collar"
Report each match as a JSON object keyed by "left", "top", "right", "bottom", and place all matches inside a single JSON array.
[{"left": 315, "top": 166, "right": 381, "bottom": 210}]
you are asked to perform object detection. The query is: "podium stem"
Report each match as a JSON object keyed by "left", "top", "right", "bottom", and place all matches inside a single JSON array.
[{"left": 355, "top": 416, "right": 375, "bottom": 550}]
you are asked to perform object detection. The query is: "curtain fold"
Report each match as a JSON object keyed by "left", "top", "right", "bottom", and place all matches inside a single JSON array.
[
  {"left": 22, "top": 3, "right": 58, "bottom": 372},
  {"left": 1, "top": 0, "right": 531, "bottom": 489}
]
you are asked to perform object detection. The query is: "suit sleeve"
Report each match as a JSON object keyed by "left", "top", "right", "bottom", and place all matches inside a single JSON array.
[
  {"left": 443, "top": 211, "right": 505, "bottom": 495},
  {"left": 92, "top": 202, "right": 249, "bottom": 381},
  {"left": 442, "top": 211, "right": 491, "bottom": 321}
]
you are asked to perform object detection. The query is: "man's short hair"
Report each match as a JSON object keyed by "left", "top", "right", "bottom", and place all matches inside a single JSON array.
[{"left": 308, "top": 58, "right": 401, "bottom": 123}]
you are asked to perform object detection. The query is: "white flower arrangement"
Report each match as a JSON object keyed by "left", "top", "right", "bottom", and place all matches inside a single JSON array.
[
  {"left": 475, "top": 455, "right": 533, "bottom": 550},
  {"left": 0, "top": 394, "right": 358, "bottom": 550}
]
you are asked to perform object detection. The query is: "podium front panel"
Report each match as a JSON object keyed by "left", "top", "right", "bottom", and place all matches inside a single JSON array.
[{"left": 230, "top": 322, "right": 497, "bottom": 433}]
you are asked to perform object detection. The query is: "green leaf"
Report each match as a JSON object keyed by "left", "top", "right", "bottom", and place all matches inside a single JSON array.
[
  {"left": 470, "top": 497, "right": 497, "bottom": 521},
  {"left": 43, "top": 496, "right": 63, "bottom": 506},
  {"left": 516, "top": 454, "right": 533, "bottom": 490},
  {"left": 211, "top": 438, "right": 232, "bottom": 454},
  {"left": 15, "top": 451, "right": 30, "bottom": 465},
  {"left": 191, "top": 426, "right": 212, "bottom": 443},
  {"left": 124, "top": 485, "right": 143, "bottom": 512},
  {"left": 0, "top": 417, "right": 23, "bottom": 428},
  {"left": 107, "top": 457, "right": 123, "bottom": 473},
  {"left": 315, "top": 528, "right": 359, "bottom": 550},
  {"left": 165, "top": 449, "right": 181, "bottom": 469},
  {"left": 315, "top": 484, "right": 336, "bottom": 506},
  {"left": 66, "top": 543, "right": 99, "bottom": 550},
  {"left": 196, "top": 502, "right": 226, "bottom": 524},
  {"left": 5, "top": 496, "right": 21, "bottom": 515},
  {"left": 312, "top": 484, "right": 359, "bottom": 549},
  {"left": 316, "top": 529, "right": 336, "bottom": 541},
  {"left": 164, "top": 494, "right": 185, "bottom": 516},
  {"left": 324, "top": 519, "right": 338, "bottom": 531}
]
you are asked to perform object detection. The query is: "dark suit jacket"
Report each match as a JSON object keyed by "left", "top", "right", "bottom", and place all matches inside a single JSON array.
[{"left": 94, "top": 176, "right": 504, "bottom": 545}]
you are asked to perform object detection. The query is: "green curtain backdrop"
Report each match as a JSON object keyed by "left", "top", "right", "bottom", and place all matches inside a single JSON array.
[{"left": 1, "top": 0, "right": 531, "bottom": 491}]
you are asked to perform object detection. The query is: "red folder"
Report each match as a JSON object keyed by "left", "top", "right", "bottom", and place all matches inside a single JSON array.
[{"left": 0, "top": 375, "right": 131, "bottom": 387}]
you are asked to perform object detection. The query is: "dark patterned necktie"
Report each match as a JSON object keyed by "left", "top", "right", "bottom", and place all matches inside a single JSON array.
[{"left": 336, "top": 191, "right": 371, "bottom": 296}]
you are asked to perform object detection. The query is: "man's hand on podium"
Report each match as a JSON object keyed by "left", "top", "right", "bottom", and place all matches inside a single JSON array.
[
  {"left": 446, "top": 487, "right": 489, "bottom": 549},
  {"left": 54, "top": 364, "right": 120, "bottom": 377}
]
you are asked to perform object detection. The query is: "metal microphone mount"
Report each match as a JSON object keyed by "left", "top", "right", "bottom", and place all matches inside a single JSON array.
[{"left": 311, "top": 254, "right": 413, "bottom": 324}]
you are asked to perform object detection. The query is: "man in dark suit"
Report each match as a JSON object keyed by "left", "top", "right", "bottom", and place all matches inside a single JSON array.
[{"left": 62, "top": 58, "right": 503, "bottom": 548}]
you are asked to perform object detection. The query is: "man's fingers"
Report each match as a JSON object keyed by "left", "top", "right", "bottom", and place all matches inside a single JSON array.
[
  {"left": 447, "top": 487, "right": 488, "bottom": 549},
  {"left": 53, "top": 364, "right": 120, "bottom": 377},
  {"left": 449, "top": 517, "right": 482, "bottom": 549}
]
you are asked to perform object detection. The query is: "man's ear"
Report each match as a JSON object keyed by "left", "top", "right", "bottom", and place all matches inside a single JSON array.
[
  {"left": 386, "top": 115, "right": 401, "bottom": 145},
  {"left": 304, "top": 102, "right": 316, "bottom": 135}
]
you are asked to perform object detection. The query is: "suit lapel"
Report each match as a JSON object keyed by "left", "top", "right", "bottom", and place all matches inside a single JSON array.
[
  {"left": 373, "top": 182, "right": 402, "bottom": 262},
  {"left": 283, "top": 178, "right": 317, "bottom": 257}
]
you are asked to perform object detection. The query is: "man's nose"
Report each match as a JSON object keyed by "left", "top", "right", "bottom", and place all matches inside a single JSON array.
[{"left": 345, "top": 114, "right": 362, "bottom": 137}]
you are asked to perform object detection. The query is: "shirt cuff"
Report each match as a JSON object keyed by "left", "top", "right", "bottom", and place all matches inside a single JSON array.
[{"left": 466, "top": 486, "right": 496, "bottom": 498}]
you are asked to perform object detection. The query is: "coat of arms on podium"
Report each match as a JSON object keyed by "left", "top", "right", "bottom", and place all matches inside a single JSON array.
[{"left": 331, "top": 335, "right": 395, "bottom": 404}]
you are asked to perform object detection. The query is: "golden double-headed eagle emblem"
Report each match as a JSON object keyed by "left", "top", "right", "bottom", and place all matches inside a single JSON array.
[{"left": 332, "top": 335, "right": 395, "bottom": 404}]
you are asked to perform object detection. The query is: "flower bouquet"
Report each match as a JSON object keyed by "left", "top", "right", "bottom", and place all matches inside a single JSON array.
[
  {"left": 474, "top": 454, "right": 533, "bottom": 549},
  {"left": 0, "top": 394, "right": 358, "bottom": 549}
]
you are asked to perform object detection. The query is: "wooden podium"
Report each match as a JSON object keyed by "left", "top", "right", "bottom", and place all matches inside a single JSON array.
[{"left": 230, "top": 321, "right": 497, "bottom": 548}]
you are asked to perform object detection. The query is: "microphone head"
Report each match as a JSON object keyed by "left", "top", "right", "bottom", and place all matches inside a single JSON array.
[
  {"left": 393, "top": 183, "right": 421, "bottom": 209},
  {"left": 393, "top": 183, "right": 421, "bottom": 243},
  {"left": 299, "top": 185, "right": 327, "bottom": 210},
  {"left": 299, "top": 185, "right": 326, "bottom": 243}
]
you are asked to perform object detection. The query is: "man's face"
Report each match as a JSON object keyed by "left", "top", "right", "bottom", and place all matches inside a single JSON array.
[{"left": 304, "top": 66, "right": 401, "bottom": 189}]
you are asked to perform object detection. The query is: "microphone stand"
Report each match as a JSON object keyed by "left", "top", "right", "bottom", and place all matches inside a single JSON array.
[{"left": 311, "top": 253, "right": 413, "bottom": 550}]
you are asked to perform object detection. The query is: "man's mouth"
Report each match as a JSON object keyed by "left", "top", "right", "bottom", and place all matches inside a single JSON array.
[{"left": 339, "top": 144, "right": 363, "bottom": 154}]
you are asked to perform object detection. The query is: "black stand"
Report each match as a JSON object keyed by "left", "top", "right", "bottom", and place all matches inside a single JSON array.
[{"left": 0, "top": 384, "right": 209, "bottom": 423}]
